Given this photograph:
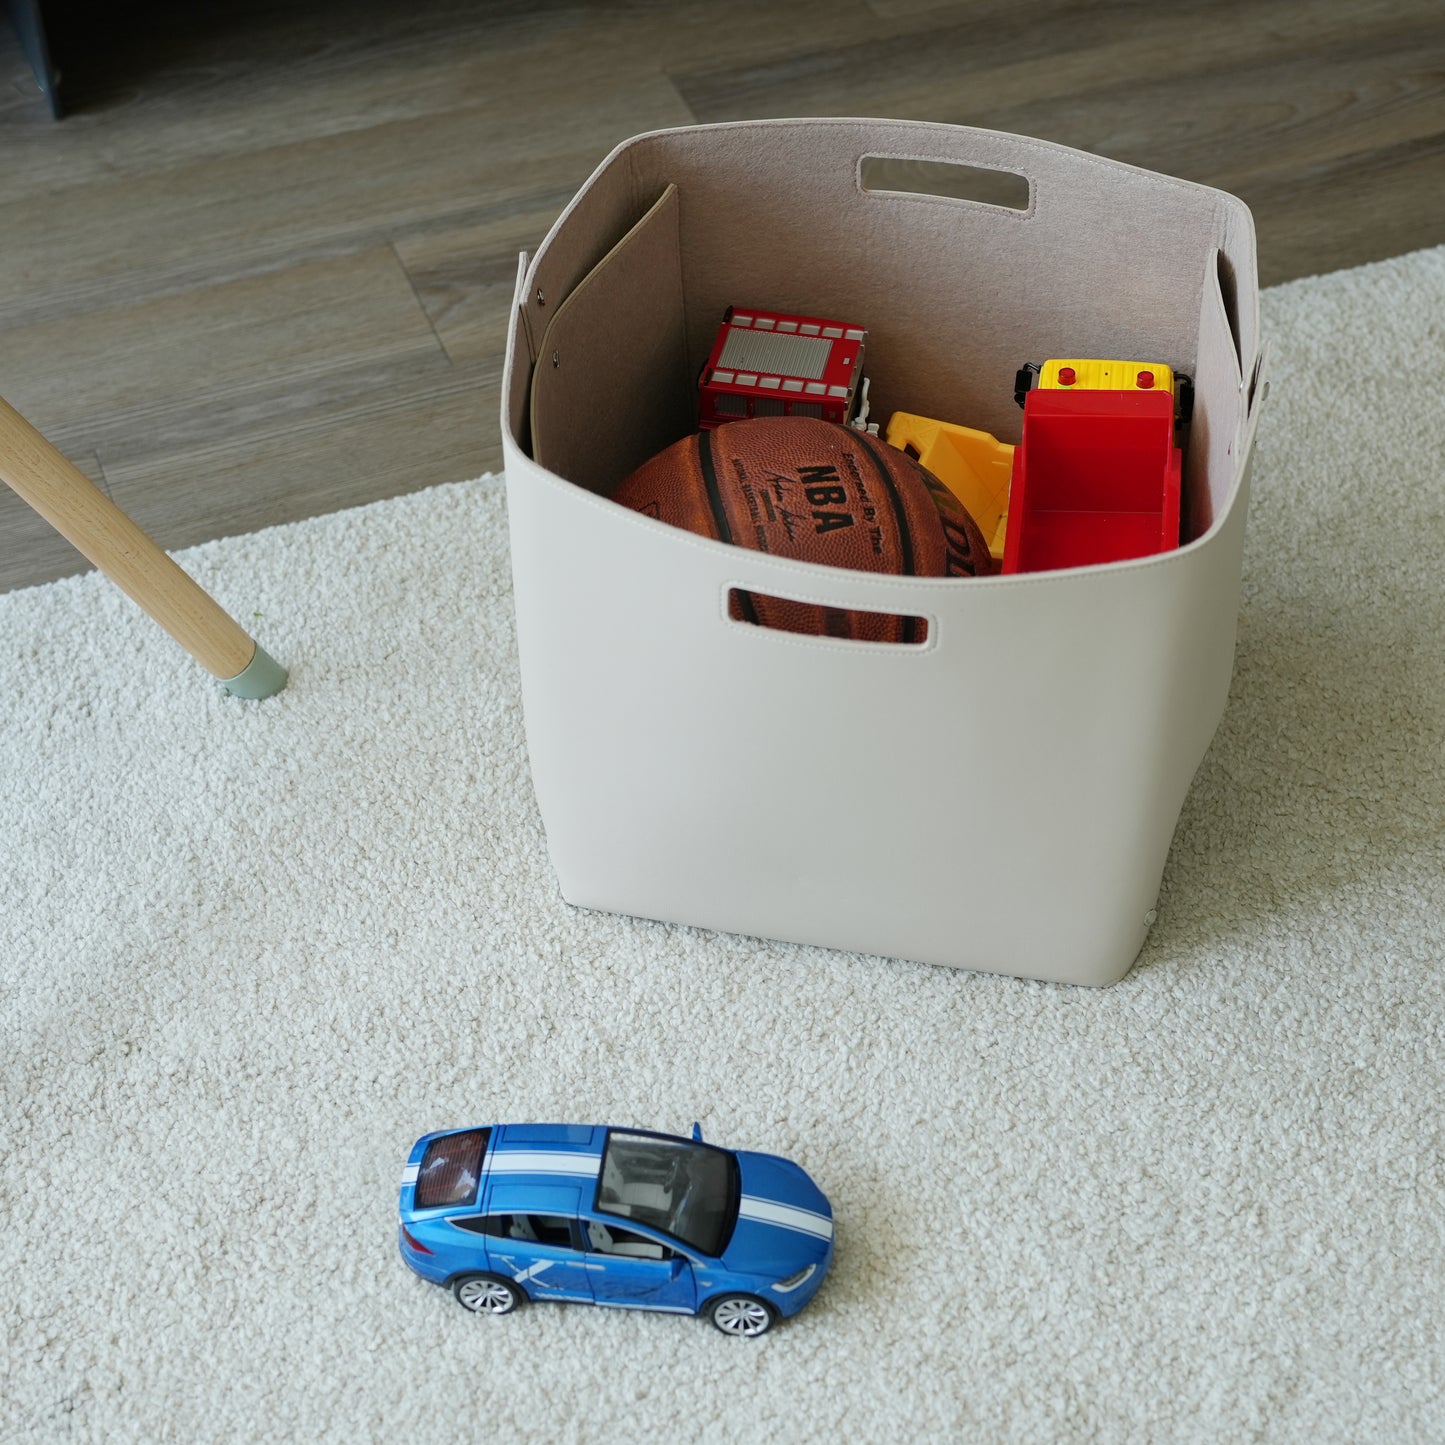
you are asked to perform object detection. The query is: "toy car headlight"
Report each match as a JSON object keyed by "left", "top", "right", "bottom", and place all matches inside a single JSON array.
[{"left": 769, "top": 1263, "right": 817, "bottom": 1294}]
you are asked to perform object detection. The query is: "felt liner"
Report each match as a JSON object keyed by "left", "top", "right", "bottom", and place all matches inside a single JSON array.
[{"left": 529, "top": 185, "right": 691, "bottom": 496}]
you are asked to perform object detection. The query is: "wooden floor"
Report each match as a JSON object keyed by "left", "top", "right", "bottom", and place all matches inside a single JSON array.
[{"left": 2, "top": 0, "right": 1441, "bottom": 590}]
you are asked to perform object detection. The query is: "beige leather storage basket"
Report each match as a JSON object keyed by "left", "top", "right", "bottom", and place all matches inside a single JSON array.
[{"left": 501, "top": 119, "right": 1268, "bottom": 986}]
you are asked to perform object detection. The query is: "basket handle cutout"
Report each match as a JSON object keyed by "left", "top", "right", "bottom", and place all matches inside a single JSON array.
[
  {"left": 727, "top": 587, "right": 932, "bottom": 646},
  {"left": 860, "top": 155, "right": 1030, "bottom": 212}
]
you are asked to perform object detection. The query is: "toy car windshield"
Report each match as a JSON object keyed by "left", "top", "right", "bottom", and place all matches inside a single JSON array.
[{"left": 597, "top": 1130, "right": 738, "bottom": 1256}]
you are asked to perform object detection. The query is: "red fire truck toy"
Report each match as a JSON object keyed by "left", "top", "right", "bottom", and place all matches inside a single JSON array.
[
  {"left": 1003, "top": 358, "right": 1194, "bottom": 574},
  {"left": 698, "top": 307, "right": 867, "bottom": 430}
]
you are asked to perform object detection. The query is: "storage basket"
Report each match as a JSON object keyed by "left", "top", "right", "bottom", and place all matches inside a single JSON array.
[{"left": 500, "top": 119, "right": 1268, "bottom": 986}]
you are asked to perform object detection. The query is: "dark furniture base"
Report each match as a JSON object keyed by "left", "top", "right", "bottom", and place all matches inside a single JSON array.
[{"left": 4, "top": 0, "right": 61, "bottom": 116}]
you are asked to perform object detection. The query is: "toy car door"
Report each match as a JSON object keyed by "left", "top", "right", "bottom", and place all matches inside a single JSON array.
[
  {"left": 581, "top": 1218, "right": 697, "bottom": 1313},
  {"left": 481, "top": 1185, "right": 595, "bottom": 1303}
]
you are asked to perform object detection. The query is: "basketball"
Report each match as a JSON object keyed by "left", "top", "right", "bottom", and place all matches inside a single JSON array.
[{"left": 611, "top": 416, "right": 994, "bottom": 641}]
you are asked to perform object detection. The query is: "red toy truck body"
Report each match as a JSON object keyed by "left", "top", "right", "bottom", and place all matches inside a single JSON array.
[{"left": 698, "top": 308, "right": 865, "bottom": 430}]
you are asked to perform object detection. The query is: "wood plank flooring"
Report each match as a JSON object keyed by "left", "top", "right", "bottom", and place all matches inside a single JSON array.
[{"left": 2, "top": 0, "right": 1441, "bottom": 590}]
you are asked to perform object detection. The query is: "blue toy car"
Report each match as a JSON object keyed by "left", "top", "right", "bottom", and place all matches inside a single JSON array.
[{"left": 397, "top": 1122, "right": 833, "bottom": 1336}]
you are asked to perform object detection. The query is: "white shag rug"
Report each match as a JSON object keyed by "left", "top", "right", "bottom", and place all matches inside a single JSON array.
[{"left": 3, "top": 247, "right": 1443, "bottom": 1445}]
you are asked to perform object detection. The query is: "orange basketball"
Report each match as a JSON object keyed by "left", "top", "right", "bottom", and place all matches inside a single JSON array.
[{"left": 611, "top": 416, "right": 994, "bottom": 641}]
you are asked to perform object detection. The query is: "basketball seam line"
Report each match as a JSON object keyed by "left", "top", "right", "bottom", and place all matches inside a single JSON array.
[
  {"left": 854, "top": 430, "right": 918, "bottom": 580},
  {"left": 697, "top": 428, "right": 734, "bottom": 547},
  {"left": 853, "top": 428, "right": 922, "bottom": 643},
  {"left": 699, "top": 429, "right": 762, "bottom": 626}
]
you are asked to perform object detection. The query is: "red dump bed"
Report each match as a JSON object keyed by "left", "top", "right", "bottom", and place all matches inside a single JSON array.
[{"left": 1002, "top": 389, "right": 1181, "bottom": 574}]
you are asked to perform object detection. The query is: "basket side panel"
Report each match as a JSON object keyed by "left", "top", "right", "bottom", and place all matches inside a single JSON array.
[{"left": 502, "top": 445, "right": 1254, "bottom": 986}]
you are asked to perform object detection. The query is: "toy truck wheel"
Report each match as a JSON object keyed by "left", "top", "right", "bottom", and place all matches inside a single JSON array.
[
  {"left": 1013, "top": 362, "right": 1041, "bottom": 408},
  {"left": 707, "top": 1294, "right": 775, "bottom": 1337},
  {"left": 1175, "top": 372, "right": 1196, "bottom": 425},
  {"left": 453, "top": 1274, "right": 522, "bottom": 1315}
]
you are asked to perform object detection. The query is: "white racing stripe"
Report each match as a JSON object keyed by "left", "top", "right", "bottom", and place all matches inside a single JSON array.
[
  {"left": 486, "top": 1151, "right": 602, "bottom": 1178},
  {"left": 737, "top": 1195, "right": 834, "bottom": 1241},
  {"left": 400, "top": 1164, "right": 419, "bottom": 1185}
]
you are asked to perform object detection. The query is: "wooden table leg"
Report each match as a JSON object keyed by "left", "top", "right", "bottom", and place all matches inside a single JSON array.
[{"left": 0, "top": 395, "right": 287, "bottom": 699}]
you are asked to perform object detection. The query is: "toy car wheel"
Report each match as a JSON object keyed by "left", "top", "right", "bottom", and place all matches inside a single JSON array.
[
  {"left": 453, "top": 1274, "right": 521, "bottom": 1315},
  {"left": 708, "top": 1294, "right": 775, "bottom": 1337}
]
